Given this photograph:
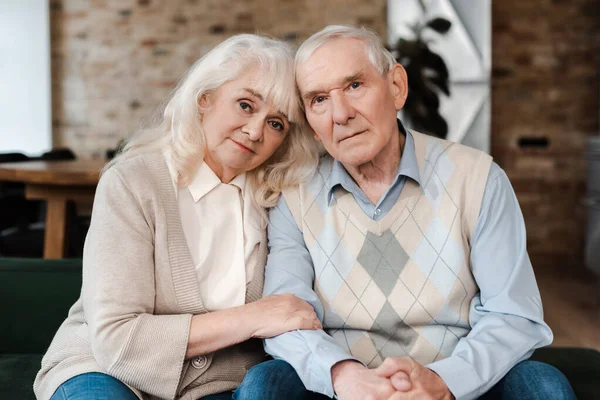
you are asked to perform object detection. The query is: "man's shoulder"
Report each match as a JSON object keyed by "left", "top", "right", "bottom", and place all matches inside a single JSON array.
[
  {"left": 410, "top": 130, "right": 492, "bottom": 171},
  {"left": 281, "top": 153, "right": 334, "bottom": 209},
  {"left": 286, "top": 154, "right": 334, "bottom": 190}
]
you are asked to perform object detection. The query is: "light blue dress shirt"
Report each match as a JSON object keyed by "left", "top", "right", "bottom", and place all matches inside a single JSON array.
[{"left": 263, "top": 128, "right": 553, "bottom": 400}]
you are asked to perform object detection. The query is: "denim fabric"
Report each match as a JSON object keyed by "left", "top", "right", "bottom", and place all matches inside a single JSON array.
[
  {"left": 49, "top": 360, "right": 311, "bottom": 400},
  {"left": 481, "top": 360, "right": 576, "bottom": 400},
  {"left": 48, "top": 359, "right": 575, "bottom": 400},
  {"left": 50, "top": 372, "right": 138, "bottom": 400},
  {"left": 202, "top": 359, "right": 311, "bottom": 400}
]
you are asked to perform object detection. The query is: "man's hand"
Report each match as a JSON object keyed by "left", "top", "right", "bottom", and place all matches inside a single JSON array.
[
  {"left": 374, "top": 357, "right": 454, "bottom": 400},
  {"left": 332, "top": 360, "right": 398, "bottom": 400}
]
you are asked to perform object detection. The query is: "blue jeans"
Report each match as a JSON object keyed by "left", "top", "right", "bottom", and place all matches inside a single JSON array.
[
  {"left": 50, "top": 360, "right": 309, "bottom": 400},
  {"left": 50, "top": 372, "right": 138, "bottom": 400},
  {"left": 203, "top": 359, "right": 311, "bottom": 399},
  {"left": 50, "top": 359, "right": 575, "bottom": 400},
  {"left": 480, "top": 360, "right": 576, "bottom": 400}
]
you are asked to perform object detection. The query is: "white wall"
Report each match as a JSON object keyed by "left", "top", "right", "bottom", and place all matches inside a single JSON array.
[{"left": 0, "top": 0, "right": 51, "bottom": 156}]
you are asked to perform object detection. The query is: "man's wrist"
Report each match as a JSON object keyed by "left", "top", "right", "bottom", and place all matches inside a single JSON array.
[
  {"left": 430, "top": 369, "right": 454, "bottom": 400},
  {"left": 331, "top": 359, "right": 365, "bottom": 387}
]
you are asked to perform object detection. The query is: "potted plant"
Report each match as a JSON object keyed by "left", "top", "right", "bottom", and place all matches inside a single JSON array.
[{"left": 388, "top": 1, "right": 452, "bottom": 138}]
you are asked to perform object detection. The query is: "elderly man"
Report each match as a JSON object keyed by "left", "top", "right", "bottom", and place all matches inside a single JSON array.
[{"left": 263, "top": 25, "right": 575, "bottom": 400}]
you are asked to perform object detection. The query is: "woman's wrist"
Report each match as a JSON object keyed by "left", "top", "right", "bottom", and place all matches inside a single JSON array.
[
  {"left": 237, "top": 301, "right": 260, "bottom": 339},
  {"left": 186, "top": 303, "right": 259, "bottom": 358}
]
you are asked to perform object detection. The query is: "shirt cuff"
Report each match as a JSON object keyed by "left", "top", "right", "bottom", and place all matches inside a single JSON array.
[
  {"left": 427, "top": 357, "right": 483, "bottom": 400},
  {"left": 308, "top": 339, "right": 360, "bottom": 397}
]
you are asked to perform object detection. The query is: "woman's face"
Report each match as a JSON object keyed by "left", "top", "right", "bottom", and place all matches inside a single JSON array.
[{"left": 200, "top": 68, "right": 291, "bottom": 183}]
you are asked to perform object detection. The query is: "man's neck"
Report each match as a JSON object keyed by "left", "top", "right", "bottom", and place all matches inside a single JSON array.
[{"left": 343, "top": 131, "right": 405, "bottom": 206}]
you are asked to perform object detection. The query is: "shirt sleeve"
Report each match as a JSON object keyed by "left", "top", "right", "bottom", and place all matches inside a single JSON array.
[
  {"left": 427, "top": 162, "right": 553, "bottom": 400},
  {"left": 263, "top": 195, "right": 357, "bottom": 397}
]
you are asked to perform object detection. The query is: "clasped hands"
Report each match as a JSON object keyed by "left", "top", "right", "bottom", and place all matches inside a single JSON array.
[{"left": 331, "top": 358, "right": 454, "bottom": 400}]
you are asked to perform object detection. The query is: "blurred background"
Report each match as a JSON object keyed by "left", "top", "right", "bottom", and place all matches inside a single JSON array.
[{"left": 0, "top": 0, "right": 598, "bottom": 353}]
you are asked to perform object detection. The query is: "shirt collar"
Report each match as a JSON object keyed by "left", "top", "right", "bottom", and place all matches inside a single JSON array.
[
  {"left": 187, "top": 161, "right": 246, "bottom": 203},
  {"left": 326, "top": 119, "right": 421, "bottom": 205}
]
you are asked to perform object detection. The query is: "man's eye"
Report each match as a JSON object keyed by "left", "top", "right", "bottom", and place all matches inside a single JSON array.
[
  {"left": 314, "top": 96, "right": 325, "bottom": 104},
  {"left": 350, "top": 82, "right": 361, "bottom": 89}
]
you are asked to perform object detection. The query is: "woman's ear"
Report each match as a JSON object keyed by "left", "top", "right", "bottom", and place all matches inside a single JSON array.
[
  {"left": 197, "top": 93, "right": 210, "bottom": 113},
  {"left": 389, "top": 64, "right": 408, "bottom": 110}
]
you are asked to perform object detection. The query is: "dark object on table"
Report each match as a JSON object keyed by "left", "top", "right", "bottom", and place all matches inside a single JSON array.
[{"left": 40, "top": 148, "right": 76, "bottom": 161}]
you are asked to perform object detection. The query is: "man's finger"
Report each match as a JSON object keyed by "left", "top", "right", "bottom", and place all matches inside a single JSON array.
[
  {"left": 374, "top": 357, "right": 413, "bottom": 378},
  {"left": 390, "top": 371, "right": 412, "bottom": 391},
  {"left": 387, "top": 392, "right": 407, "bottom": 400}
]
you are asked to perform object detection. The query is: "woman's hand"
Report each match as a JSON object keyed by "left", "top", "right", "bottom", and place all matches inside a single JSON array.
[
  {"left": 186, "top": 293, "right": 320, "bottom": 358},
  {"left": 248, "top": 294, "right": 322, "bottom": 338}
]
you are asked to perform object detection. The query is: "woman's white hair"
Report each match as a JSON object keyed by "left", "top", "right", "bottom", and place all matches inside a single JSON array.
[
  {"left": 104, "top": 33, "right": 318, "bottom": 213},
  {"left": 296, "top": 25, "right": 396, "bottom": 78}
]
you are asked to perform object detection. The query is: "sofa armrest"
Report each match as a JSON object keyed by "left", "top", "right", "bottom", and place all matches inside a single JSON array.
[
  {"left": 531, "top": 346, "right": 600, "bottom": 400},
  {"left": 0, "top": 257, "right": 82, "bottom": 354}
]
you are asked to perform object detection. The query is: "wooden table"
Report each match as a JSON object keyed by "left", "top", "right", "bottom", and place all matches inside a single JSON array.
[{"left": 0, "top": 159, "right": 105, "bottom": 259}]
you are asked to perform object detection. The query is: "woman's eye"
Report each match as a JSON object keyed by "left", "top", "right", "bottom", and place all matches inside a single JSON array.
[
  {"left": 269, "top": 121, "right": 284, "bottom": 131},
  {"left": 350, "top": 82, "right": 361, "bottom": 89},
  {"left": 239, "top": 101, "right": 252, "bottom": 111}
]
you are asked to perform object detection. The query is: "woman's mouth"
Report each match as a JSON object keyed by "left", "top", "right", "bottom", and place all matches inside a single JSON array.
[{"left": 230, "top": 139, "right": 255, "bottom": 153}]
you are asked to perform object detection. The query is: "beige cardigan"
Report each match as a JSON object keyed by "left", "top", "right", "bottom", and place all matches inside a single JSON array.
[{"left": 34, "top": 153, "right": 267, "bottom": 400}]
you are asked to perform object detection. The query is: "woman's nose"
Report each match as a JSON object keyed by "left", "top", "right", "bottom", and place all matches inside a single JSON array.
[{"left": 243, "top": 117, "right": 264, "bottom": 142}]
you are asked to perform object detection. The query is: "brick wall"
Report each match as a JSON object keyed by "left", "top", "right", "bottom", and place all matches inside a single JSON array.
[
  {"left": 49, "top": 0, "right": 385, "bottom": 157},
  {"left": 50, "top": 0, "right": 600, "bottom": 268},
  {"left": 492, "top": 0, "right": 600, "bottom": 269}
]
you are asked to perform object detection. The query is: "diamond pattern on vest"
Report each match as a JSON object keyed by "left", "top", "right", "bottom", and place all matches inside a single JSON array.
[{"left": 291, "top": 133, "right": 491, "bottom": 367}]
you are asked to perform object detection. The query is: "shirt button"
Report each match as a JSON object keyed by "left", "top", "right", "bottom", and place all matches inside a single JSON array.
[
  {"left": 374, "top": 208, "right": 382, "bottom": 216},
  {"left": 191, "top": 355, "right": 208, "bottom": 369}
]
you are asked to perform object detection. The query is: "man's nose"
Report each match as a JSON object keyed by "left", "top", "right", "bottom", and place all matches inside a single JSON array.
[{"left": 331, "top": 90, "right": 355, "bottom": 125}]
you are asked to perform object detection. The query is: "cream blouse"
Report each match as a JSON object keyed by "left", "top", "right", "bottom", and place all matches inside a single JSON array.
[{"left": 165, "top": 153, "right": 262, "bottom": 311}]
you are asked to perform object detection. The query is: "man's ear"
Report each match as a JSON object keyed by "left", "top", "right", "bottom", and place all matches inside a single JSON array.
[{"left": 389, "top": 64, "right": 408, "bottom": 110}]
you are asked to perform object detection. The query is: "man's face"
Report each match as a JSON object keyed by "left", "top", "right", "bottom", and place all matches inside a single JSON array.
[{"left": 296, "top": 38, "right": 408, "bottom": 167}]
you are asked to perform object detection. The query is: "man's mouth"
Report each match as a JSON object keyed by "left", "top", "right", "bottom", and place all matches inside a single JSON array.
[{"left": 340, "top": 130, "right": 367, "bottom": 142}]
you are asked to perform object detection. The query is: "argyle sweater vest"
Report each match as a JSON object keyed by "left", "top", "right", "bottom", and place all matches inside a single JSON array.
[{"left": 283, "top": 131, "right": 493, "bottom": 367}]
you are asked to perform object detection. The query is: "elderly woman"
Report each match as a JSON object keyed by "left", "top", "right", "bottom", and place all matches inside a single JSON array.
[{"left": 34, "top": 34, "right": 321, "bottom": 400}]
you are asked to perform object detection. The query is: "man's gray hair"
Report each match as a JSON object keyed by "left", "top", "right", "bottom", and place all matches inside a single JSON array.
[{"left": 295, "top": 25, "right": 397, "bottom": 75}]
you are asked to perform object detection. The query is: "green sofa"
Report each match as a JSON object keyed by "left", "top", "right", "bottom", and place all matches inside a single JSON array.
[
  {"left": 0, "top": 257, "right": 82, "bottom": 399},
  {"left": 1, "top": 257, "right": 599, "bottom": 399}
]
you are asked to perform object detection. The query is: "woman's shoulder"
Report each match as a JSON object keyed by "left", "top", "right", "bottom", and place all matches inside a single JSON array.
[{"left": 100, "top": 152, "right": 168, "bottom": 199}]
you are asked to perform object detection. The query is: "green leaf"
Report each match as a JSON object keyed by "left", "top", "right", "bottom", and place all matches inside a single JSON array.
[
  {"left": 426, "top": 17, "right": 452, "bottom": 34},
  {"left": 429, "top": 75, "right": 450, "bottom": 96},
  {"left": 422, "top": 47, "right": 449, "bottom": 81}
]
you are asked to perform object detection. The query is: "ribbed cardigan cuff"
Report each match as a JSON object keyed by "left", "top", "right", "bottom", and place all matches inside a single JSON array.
[{"left": 109, "top": 313, "right": 192, "bottom": 399}]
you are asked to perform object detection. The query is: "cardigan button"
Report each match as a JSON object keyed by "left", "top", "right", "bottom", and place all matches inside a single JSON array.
[{"left": 191, "top": 356, "right": 208, "bottom": 369}]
